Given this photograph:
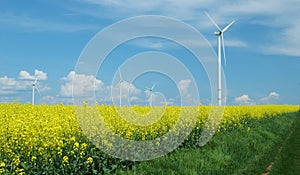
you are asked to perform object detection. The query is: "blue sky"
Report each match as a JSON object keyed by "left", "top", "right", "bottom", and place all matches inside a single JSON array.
[{"left": 0, "top": 0, "right": 299, "bottom": 105}]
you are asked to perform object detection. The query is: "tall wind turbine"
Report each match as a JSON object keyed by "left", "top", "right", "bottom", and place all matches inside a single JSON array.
[
  {"left": 146, "top": 83, "right": 156, "bottom": 106},
  {"left": 118, "top": 67, "right": 124, "bottom": 107},
  {"left": 205, "top": 11, "right": 235, "bottom": 106},
  {"left": 32, "top": 78, "right": 41, "bottom": 105}
]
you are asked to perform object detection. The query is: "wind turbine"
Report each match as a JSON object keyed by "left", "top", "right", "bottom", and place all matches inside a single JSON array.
[
  {"left": 118, "top": 67, "right": 124, "bottom": 107},
  {"left": 32, "top": 78, "right": 41, "bottom": 105},
  {"left": 146, "top": 83, "right": 156, "bottom": 106},
  {"left": 205, "top": 11, "right": 235, "bottom": 106}
]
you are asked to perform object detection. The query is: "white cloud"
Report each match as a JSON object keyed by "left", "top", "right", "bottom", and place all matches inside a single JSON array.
[
  {"left": 177, "top": 79, "right": 198, "bottom": 105},
  {"left": 76, "top": 0, "right": 300, "bottom": 56},
  {"left": 260, "top": 92, "right": 280, "bottom": 104},
  {"left": 0, "top": 70, "right": 49, "bottom": 103},
  {"left": 60, "top": 71, "right": 141, "bottom": 105},
  {"left": 34, "top": 70, "right": 48, "bottom": 80},
  {"left": 234, "top": 94, "right": 256, "bottom": 105},
  {"left": 143, "top": 91, "right": 167, "bottom": 106},
  {"left": 60, "top": 71, "right": 106, "bottom": 97},
  {"left": 225, "top": 40, "right": 247, "bottom": 47},
  {"left": 60, "top": 74, "right": 199, "bottom": 106},
  {"left": 177, "top": 79, "right": 191, "bottom": 95},
  {"left": 233, "top": 92, "right": 280, "bottom": 105},
  {"left": 19, "top": 69, "right": 47, "bottom": 80},
  {"left": 19, "top": 71, "right": 32, "bottom": 80},
  {"left": 0, "top": 76, "right": 23, "bottom": 94},
  {"left": 166, "top": 98, "right": 175, "bottom": 105},
  {"left": 0, "top": 76, "right": 18, "bottom": 87},
  {"left": 218, "top": 1, "right": 300, "bottom": 56},
  {"left": 2, "top": 0, "right": 298, "bottom": 56},
  {"left": 40, "top": 95, "right": 56, "bottom": 104},
  {"left": 219, "top": 1, "right": 300, "bottom": 56},
  {"left": 265, "top": 24, "right": 300, "bottom": 56},
  {"left": 78, "top": 0, "right": 212, "bottom": 20},
  {"left": 111, "top": 81, "right": 141, "bottom": 105},
  {"left": 0, "top": 70, "right": 48, "bottom": 95},
  {"left": 269, "top": 92, "right": 279, "bottom": 98},
  {"left": 118, "top": 81, "right": 141, "bottom": 96}
]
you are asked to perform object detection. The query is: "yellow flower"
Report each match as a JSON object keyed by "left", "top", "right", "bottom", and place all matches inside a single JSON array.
[
  {"left": 80, "top": 151, "right": 85, "bottom": 158},
  {"left": 13, "top": 156, "right": 21, "bottom": 166},
  {"left": 31, "top": 156, "right": 37, "bottom": 161},
  {"left": 70, "top": 136, "right": 76, "bottom": 142},
  {"left": 58, "top": 149, "right": 62, "bottom": 156},
  {"left": 73, "top": 142, "right": 79, "bottom": 151},
  {"left": 15, "top": 168, "right": 24, "bottom": 174},
  {"left": 38, "top": 147, "right": 44, "bottom": 155},
  {"left": 74, "top": 142, "right": 79, "bottom": 148},
  {"left": 86, "top": 157, "right": 93, "bottom": 164},
  {"left": 81, "top": 143, "right": 88, "bottom": 150},
  {"left": 63, "top": 156, "right": 69, "bottom": 164},
  {"left": 0, "top": 162, "right": 5, "bottom": 167}
]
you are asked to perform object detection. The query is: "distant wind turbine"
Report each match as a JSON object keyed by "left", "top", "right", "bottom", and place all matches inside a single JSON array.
[
  {"left": 118, "top": 67, "right": 124, "bottom": 107},
  {"left": 205, "top": 11, "right": 235, "bottom": 106},
  {"left": 32, "top": 78, "right": 41, "bottom": 105},
  {"left": 146, "top": 83, "right": 156, "bottom": 106}
]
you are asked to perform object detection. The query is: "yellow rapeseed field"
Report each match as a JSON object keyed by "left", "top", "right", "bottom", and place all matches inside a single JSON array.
[{"left": 0, "top": 104, "right": 298, "bottom": 174}]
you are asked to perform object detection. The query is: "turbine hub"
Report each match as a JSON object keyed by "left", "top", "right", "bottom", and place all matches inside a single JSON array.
[{"left": 214, "top": 31, "right": 221, "bottom": 35}]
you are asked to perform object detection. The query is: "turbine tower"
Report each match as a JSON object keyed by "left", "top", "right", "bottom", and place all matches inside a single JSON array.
[
  {"left": 205, "top": 11, "right": 235, "bottom": 106},
  {"left": 146, "top": 83, "right": 156, "bottom": 106},
  {"left": 118, "top": 67, "right": 124, "bottom": 107},
  {"left": 32, "top": 78, "right": 41, "bottom": 105}
]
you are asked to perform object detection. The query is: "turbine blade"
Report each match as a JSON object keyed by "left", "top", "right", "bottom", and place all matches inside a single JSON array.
[
  {"left": 221, "top": 34, "right": 226, "bottom": 66},
  {"left": 204, "top": 11, "right": 221, "bottom": 31},
  {"left": 35, "top": 86, "right": 41, "bottom": 96},
  {"left": 151, "top": 83, "right": 156, "bottom": 90},
  {"left": 118, "top": 67, "right": 123, "bottom": 81},
  {"left": 222, "top": 20, "right": 235, "bottom": 33},
  {"left": 33, "top": 78, "right": 38, "bottom": 84}
]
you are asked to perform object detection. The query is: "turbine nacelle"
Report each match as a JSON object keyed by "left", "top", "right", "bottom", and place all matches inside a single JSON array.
[
  {"left": 214, "top": 31, "right": 222, "bottom": 35},
  {"left": 146, "top": 83, "right": 156, "bottom": 92},
  {"left": 32, "top": 78, "right": 37, "bottom": 86}
]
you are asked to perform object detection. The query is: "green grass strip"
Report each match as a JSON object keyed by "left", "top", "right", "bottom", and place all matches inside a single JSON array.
[
  {"left": 116, "top": 112, "right": 299, "bottom": 175},
  {"left": 270, "top": 111, "right": 300, "bottom": 175}
]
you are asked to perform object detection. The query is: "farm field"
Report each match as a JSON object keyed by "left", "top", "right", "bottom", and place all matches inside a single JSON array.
[{"left": 0, "top": 104, "right": 299, "bottom": 174}]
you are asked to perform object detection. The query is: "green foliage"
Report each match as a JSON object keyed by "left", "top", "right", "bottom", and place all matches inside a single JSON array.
[{"left": 269, "top": 112, "right": 300, "bottom": 175}]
